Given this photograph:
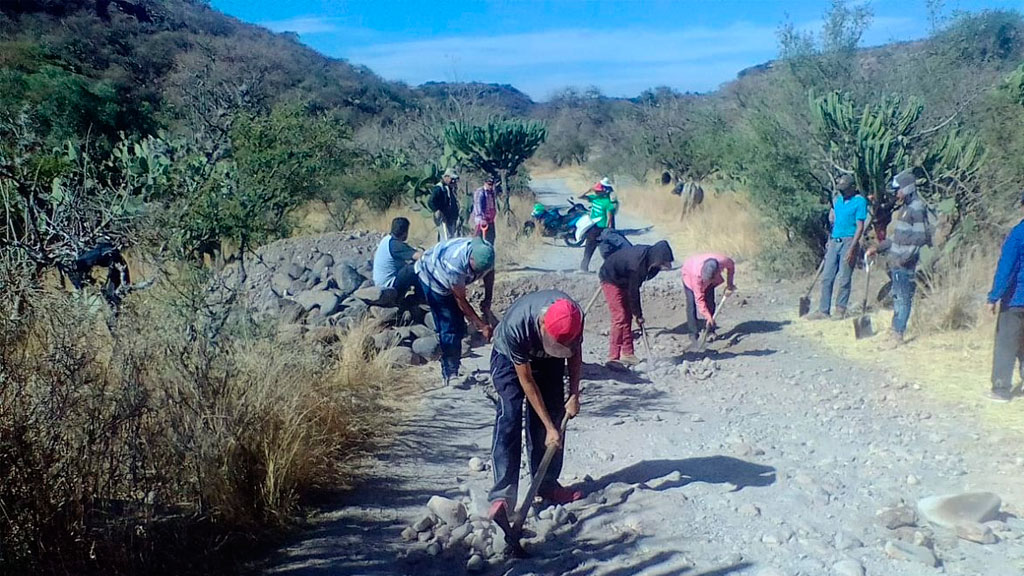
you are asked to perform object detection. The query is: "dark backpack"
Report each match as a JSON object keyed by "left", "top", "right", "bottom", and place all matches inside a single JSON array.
[{"left": 597, "top": 229, "right": 632, "bottom": 259}]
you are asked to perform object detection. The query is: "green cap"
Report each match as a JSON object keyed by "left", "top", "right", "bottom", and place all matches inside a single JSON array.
[{"left": 470, "top": 237, "right": 495, "bottom": 272}]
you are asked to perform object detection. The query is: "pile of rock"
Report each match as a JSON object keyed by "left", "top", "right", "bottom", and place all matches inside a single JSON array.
[
  {"left": 399, "top": 496, "right": 500, "bottom": 572},
  {"left": 234, "top": 231, "right": 444, "bottom": 366},
  {"left": 679, "top": 357, "right": 720, "bottom": 380}
]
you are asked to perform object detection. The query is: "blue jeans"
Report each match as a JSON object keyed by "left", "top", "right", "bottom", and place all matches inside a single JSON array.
[
  {"left": 488, "top": 349, "right": 566, "bottom": 508},
  {"left": 421, "top": 279, "right": 466, "bottom": 379},
  {"left": 891, "top": 267, "right": 916, "bottom": 335},
  {"left": 820, "top": 237, "right": 855, "bottom": 314}
]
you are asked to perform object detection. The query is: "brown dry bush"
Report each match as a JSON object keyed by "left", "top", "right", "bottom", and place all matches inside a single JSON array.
[{"left": 0, "top": 275, "right": 393, "bottom": 575}]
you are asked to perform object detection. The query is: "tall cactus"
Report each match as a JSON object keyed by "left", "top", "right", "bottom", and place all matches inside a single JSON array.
[{"left": 443, "top": 118, "right": 547, "bottom": 213}]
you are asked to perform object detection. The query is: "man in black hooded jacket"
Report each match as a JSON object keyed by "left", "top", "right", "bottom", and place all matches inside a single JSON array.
[{"left": 598, "top": 240, "right": 674, "bottom": 367}]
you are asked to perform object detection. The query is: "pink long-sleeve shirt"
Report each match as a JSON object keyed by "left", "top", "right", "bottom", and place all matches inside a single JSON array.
[{"left": 681, "top": 253, "right": 735, "bottom": 321}]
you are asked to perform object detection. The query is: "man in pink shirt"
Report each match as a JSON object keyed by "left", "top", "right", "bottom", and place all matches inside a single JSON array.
[
  {"left": 681, "top": 253, "right": 736, "bottom": 342},
  {"left": 473, "top": 176, "right": 499, "bottom": 317}
]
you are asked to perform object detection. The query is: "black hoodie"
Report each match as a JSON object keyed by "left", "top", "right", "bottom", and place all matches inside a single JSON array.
[{"left": 598, "top": 240, "right": 674, "bottom": 318}]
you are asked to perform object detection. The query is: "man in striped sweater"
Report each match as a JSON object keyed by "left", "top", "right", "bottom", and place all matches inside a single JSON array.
[{"left": 866, "top": 169, "right": 934, "bottom": 344}]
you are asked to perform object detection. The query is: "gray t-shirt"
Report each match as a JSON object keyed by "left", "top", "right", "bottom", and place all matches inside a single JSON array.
[{"left": 492, "top": 290, "right": 580, "bottom": 364}]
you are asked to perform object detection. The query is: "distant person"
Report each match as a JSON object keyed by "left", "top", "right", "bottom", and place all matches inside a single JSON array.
[
  {"left": 579, "top": 182, "right": 619, "bottom": 272},
  {"left": 487, "top": 291, "right": 585, "bottom": 531},
  {"left": 428, "top": 169, "right": 461, "bottom": 241},
  {"left": 372, "top": 217, "right": 422, "bottom": 300},
  {"left": 416, "top": 236, "right": 495, "bottom": 386},
  {"left": 681, "top": 253, "right": 736, "bottom": 342},
  {"left": 473, "top": 176, "right": 499, "bottom": 317},
  {"left": 985, "top": 191, "right": 1024, "bottom": 403},
  {"left": 599, "top": 240, "right": 674, "bottom": 367},
  {"left": 866, "top": 169, "right": 933, "bottom": 344},
  {"left": 806, "top": 174, "right": 867, "bottom": 320}
]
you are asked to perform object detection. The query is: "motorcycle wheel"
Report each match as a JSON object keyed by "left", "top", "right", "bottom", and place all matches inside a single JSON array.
[
  {"left": 562, "top": 232, "right": 586, "bottom": 247},
  {"left": 521, "top": 220, "right": 536, "bottom": 236}
]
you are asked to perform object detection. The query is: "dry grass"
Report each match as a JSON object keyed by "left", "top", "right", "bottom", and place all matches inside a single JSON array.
[{"left": 0, "top": 278, "right": 395, "bottom": 574}]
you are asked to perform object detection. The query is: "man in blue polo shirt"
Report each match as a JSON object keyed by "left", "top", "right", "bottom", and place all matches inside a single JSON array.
[
  {"left": 986, "top": 191, "right": 1024, "bottom": 402},
  {"left": 807, "top": 174, "right": 868, "bottom": 320}
]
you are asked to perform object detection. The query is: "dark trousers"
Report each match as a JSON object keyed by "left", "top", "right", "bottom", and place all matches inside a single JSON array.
[
  {"left": 891, "top": 266, "right": 916, "bottom": 335},
  {"left": 421, "top": 279, "right": 466, "bottom": 379},
  {"left": 488, "top": 349, "right": 566, "bottom": 508},
  {"left": 685, "top": 285, "right": 717, "bottom": 339},
  {"left": 992, "top": 306, "right": 1024, "bottom": 393},
  {"left": 580, "top": 226, "right": 603, "bottom": 272},
  {"left": 477, "top": 224, "right": 496, "bottom": 308},
  {"left": 820, "top": 237, "right": 856, "bottom": 314},
  {"left": 393, "top": 263, "right": 423, "bottom": 301}
]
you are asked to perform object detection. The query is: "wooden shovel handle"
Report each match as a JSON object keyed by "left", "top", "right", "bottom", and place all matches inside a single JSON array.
[{"left": 511, "top": 412, "right": 571, "bottom": 535}]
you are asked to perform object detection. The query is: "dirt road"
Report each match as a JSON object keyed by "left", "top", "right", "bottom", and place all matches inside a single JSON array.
[{"left": 265, "top": 180, "right": 1024, "bottom": 576}]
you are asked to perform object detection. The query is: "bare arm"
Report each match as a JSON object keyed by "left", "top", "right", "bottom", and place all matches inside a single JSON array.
[
  {"left": 514, "top": 362, "right": 560, "bottom": 446},
  {"left": 452, "top": 284, "right": 491, "bottom": 338},
  {"left": 566, "top": 344, "right": 582, "bottom": 418}
]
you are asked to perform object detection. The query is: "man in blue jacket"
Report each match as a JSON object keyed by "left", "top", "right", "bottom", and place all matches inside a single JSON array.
[{"left": 986, "top": 192, "right": 1024, "bottom": 402}]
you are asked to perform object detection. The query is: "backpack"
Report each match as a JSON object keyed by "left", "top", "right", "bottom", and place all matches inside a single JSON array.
[{"left": 597, "top": 229, "right": 632, "bottom": 259}]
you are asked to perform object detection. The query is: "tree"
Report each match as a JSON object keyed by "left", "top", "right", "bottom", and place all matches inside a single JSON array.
[{"left": 443, "top": 118, "right": 547, "bottom": 214}]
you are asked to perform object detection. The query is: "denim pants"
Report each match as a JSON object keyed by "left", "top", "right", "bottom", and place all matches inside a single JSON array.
[
  {"left": 991, "top": 306, "right": 1024, "bottom": 393},
  {"left": 820, "top": 237, "right": 855, "bottom": 314},
  {"left": 685, "top": 285, "right": 717, "bottom": 338},
  {"left": 421, "top": 279, "right": 466, "bottom": 379},
  {"left": 488, "top": 350, "right": 566, "bottom": 508},
  {"left": 890, "top": 266, "right": 916, "bottom": 335}
]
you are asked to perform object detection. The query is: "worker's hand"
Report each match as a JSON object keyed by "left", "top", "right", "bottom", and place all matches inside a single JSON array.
[
  {"left": 544, "top": 425, "right": 562, "bottom": 448},
  {"left": 725, "top": 285, "right": 737, "bottom": 296},
  {"left": 845, "top": 248, "right": 858, "bottom": 267},
  {"left": 565, "top": 393, "right": 580, "bottom": 419},
  {"left": 636, "top": 316, "right": 645, "bottom": 327},
  {"left": 988, "top": 301, "right": 998, "bottom": 315},
  {"left": 480, "top": 323, "right": 494, "bottom": 342},
  {"left": 706, "top": 318, "right": 717, "bottom": 330},
  {"left": 865, "top": 246, "right": 877, "bottom": 258}
]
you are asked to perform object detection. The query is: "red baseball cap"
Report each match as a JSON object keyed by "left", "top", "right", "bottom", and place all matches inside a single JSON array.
[{"left": 542, "top": 299, "right": 583, "bottom": 358}]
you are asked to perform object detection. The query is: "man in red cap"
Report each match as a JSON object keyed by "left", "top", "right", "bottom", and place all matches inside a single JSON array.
[{"left": 487, "top": 290, "right": 585, "bottom": 526}]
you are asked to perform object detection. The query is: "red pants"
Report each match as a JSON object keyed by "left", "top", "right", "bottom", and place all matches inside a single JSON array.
[{"left": 602, "top": 282, "right": 634, "bottom": 360}]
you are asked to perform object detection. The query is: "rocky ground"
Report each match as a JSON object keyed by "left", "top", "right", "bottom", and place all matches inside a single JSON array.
[{"left": 260, "top": 180, "right": 1024, "bottom": 576}]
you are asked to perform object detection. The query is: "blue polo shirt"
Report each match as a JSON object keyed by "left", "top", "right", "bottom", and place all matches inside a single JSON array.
[{"left": 832, "top": 194, "right": 868, "bottom": 239}]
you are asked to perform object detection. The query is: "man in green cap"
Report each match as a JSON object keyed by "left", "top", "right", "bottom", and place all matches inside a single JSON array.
[{"left": 416, "top": 236, "right": 496, "bottom": 386}]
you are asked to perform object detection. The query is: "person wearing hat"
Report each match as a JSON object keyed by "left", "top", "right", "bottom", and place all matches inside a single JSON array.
[
  {"left": 415, "top": 236, "right": 496, "bottom": 386},
  {"left": 866, "top": 168, "right": 933, "bottom": 344},
  {"left": 428, "top": 169, "right": 461, "bottom": 241},
  {"left": 579, "top": 181, "right": 620, "bottom": 272},
  {"left": 807, "top": 174, "right": 868, "bottom": 320},
  {"left": 681, "top": 253, "right": 736, "bottom": 342},
  {"left": 473, "top": 176, "right": 500, "bottom": 317},
  {"left": 984, "top": 191, "right": 1024, "bottom": 402},
  {"left": 599, "top": 240, "right": 675, "bottom": 367},
  {"left": 487, "top": 290, "right": 585, "bottom": 525}
]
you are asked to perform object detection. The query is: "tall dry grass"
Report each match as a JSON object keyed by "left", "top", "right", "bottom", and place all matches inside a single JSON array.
[
  {"left": 0, "top": 277, "right": 394, "bottom": 574},
  {"left": 914, "top": 248, "right": 998, "bottom": 336}
]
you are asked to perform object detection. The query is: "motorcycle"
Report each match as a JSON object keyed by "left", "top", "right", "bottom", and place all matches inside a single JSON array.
[{"left": 522, "top": 198, "right": 589, "bottom": 246}]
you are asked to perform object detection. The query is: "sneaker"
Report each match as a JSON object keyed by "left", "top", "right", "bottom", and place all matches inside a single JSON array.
[
  {"left": 986, "top": 389, "right": 1012, "bottom": 403},
  {"left": 834, "top": 307, "right": 848, "bottom": 320},
  {"left": 804, "top": 311, "right": 829, "bottom": 321},
  {"left": 605, "top": 360, "right": 627, "bottom": 371},
  {"left": 619, "top": 354, "right": 641, "bottom": 366},
  {"left": 538, "top": 485, "right": 584, "bottom": 505}
]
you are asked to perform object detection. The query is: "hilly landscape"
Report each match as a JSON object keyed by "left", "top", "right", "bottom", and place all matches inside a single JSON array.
[{"left": 4, "top": 1, "right": 1024, "bottom": 575}]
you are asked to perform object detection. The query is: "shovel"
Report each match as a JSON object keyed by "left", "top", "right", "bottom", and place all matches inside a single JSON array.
[
  {"left": 582, "top": 284, "right": 602, "bottom": 317},
  {"left": 852, "top": 255, "right": 874, "bottom": 339},
  {"left": 492, "top": 412, "right": 571, "bottom": 558},
  {"left": 799, "top": 259, "right": 826, "bottom": 316},
  {"left": 691, "top": 293, "right": 730, "bottom": 352}
]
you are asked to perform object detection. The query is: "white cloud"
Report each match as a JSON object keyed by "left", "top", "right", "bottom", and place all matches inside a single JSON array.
[{"left": 259, "top": 16, "right": 342, "bottom": 35}]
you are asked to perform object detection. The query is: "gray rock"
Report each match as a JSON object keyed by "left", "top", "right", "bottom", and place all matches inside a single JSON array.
[
  {"left": 427, "top": 496, "right": 468, "bottom": 527},
  {"left": 313, "top": 254, "right": 334, "bottom": 277},
  {"left": 371, "top": 306, "right": 400, "bottom": 325},
  {"left": 372, "top": 330, "right": 403, "bottom": 351},
  {"left": 918, "top": 492, "right": 1002, "bottom": 530},
  {"left": 424, "top": 313, "right": 436, "bottom": 331},
  {"left": 877, "top": 505, "right": 917, "bottom": 529},
  {"left": 411, "top": 324, "right": 434, "bottom": 339},
  {"left": 956, "top": 521, "right": 997, "bottom": 544},
  {"left": 468, "top": 457, "right": 486, "bottom": 472},
  {"left": 334, "top": 264, "right": 364, "bottom": 299},
  {"left": 412, "top": 336, "right": 441, "bottom": 361},
  {"left": 834, "top": 531, "right": 864, "bottom": 551},
  {"left": 294, "top": 290, "right": 340, "bottom": 316},
  {"left": 289, "top": 278, "right": 308, "bottom": 296},
  {"left": 884, "top": 540, "right": 938, "bottom": 567},
  {"left": 381, "top": 347, "right": 423, "bottom": 367},
  {"left": 340, "top": 298, "right": 369, "bottom": 320},
  {"left": 425, "top": 541, "right": 441, "bottom": 556},
  {"left": 287, "top": 262, "right": 306, "bottom": 280},
  {"left": 832, "top": 559, "right": 865, "bottom": 576},
  {"left": 553, "top": 505, "right": 569, "bottom": 525},
  {"left": 738, "top": 503, "right": 761, "bottom": 517},
  {"left": 271, "top": 272, "right": 293, "bottom": 296},
  {"left": 354, "top": 286, "right": 399, "bottom": 307},
  {"left": 278, "top": 298, "right": 306, "bottom": 323},
  {"left": 413, "top": 515, "right": 434, "bottom": 532},
  {"left": 450, "top": 524, "right": 472, "bottom": 544},
  {"left": 400, "top": 526, "right": 418, "bottom": 542},
  {"left": 466, "top": 554, "right": 486, "bottom": 573}
]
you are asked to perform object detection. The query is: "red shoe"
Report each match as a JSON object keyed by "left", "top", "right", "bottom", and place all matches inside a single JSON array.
[
  {"left": 488, "top": 499, "right": 510, "bottom": 522},
  {"left": 538, "top": 485, "right": 583, "bottom": 505}
]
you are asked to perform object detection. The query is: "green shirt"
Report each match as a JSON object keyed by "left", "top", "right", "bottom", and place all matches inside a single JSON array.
[{"left": 587, "top": 194, "right": 618, "bottom": 228}]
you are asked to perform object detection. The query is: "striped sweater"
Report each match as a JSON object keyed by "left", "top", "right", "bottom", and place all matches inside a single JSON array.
[{"left": 877, "top": 190, "right": 932, "bottom": 269}]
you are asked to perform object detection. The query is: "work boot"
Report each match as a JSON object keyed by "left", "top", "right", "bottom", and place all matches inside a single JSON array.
[
  {"left": 538, "top": 485, "right": 584, "bottom": 505},
  {"left": 605, "top": 359, "right": 627, "bottom": 371},
  {"left": 986, "top": 388, "right": 1012, "bottom": 403},
  {"left": 804, "top": 311, "right": 829, "bottom": 321},
  {"left": 619, "top": 354, "right": 640, "bottom": 366},
  {"left": 834, "top": 307, "right": 847, "bottom": 320}
]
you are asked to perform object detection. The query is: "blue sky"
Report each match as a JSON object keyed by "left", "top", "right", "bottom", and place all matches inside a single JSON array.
[{"left": 211, "top": 0, "right": 1024, "bottom": 100}]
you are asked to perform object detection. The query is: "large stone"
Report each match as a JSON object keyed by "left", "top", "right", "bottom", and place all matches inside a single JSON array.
[
  {"left": 334, "top": 264, "right": 364, "bottom": 300},
  {"left": 877, "top": 505, "right": 917, "bottom": 529},
  {"left": 372, "top": 329, "right": 403, "bottom": 351},
  {"left": 277, "top": 298, "right": 306, "bottom": 323},
  {"left": 956, "top": 521, "right": 997, "bottom": 544},
  {"left": 427, "top": 496, "right": 468, "bottom": 527},
  {"left": 412, "top": 336, "right": 441, "bottom": 361},
  {"left": 918, "top": 492, "right": 1002, "bottom": 530},
  {"left": 271, "top": 272, "right": 292, "bottom": 296},
  {"left": 370, "top": 306, "right": 401, "bottom": 325},
  {"left": 410, "top": 324, "right": 434, "bottom": 339},
  {"left": 884, "top": 540, "right": 938, "bottom": 567},
  {"left": 466, "top": 554, "right": 485, "bottom": 573},
  {"left": 287, "top": 262, "right": 306, "bottom": 280},
  {"left": 294, "top": 290, "right": 340, "bottom": 316},
  {"left": 424, "top": 313, "right": 436, "bottom": 332},
  {"left": 354, "top": 286, "right": 398, "bottom": 307},
  {"left": 312, "top": 253, "right": 334, "bottom": 277},
  {"left": 381, "top": 347, "right": 423, "bottom": 367},
  {"left": 832, "top": 559, "right": 865, "bottom": 576}
]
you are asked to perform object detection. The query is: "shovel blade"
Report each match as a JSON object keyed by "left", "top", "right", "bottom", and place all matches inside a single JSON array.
[
  {"left": 853, "top": 316, "right": 874, "bottom": 339},
  {"left": 798, "top": 297, "right": 811, "bottom": 317}
]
